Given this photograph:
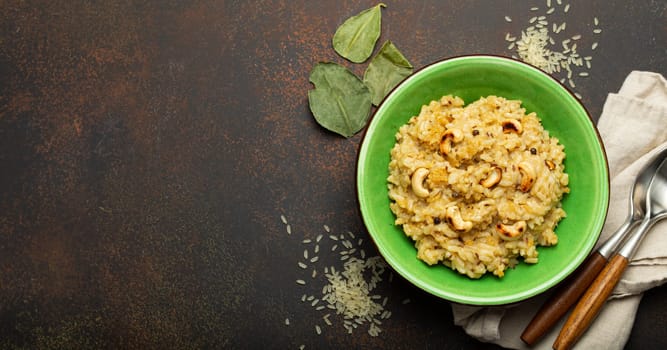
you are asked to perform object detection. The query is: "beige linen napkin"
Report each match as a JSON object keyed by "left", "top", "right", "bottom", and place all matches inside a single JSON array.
[{"left": 452, "top": 71, "right": 667, "bottom": 349}]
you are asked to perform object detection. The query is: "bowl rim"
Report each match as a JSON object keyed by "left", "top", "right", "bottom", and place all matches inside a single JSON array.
[{"left": 355, "top": 54, "right": 610, "bottom": 305}]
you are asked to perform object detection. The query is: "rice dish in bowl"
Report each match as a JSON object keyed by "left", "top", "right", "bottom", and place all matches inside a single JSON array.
[
  {"left": 387, "top": 95, "right": 569, "bottom": 278},
  {"left": 356, "top": 55, "right": 608, "bottom": 305}
]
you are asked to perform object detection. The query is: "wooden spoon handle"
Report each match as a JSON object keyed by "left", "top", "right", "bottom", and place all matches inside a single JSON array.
[
  {"left": 521, "top": 252, "right": 608, "bottom": 345},
  {"left": 553, "top": 254, "right": 629, "bottom": 350}
]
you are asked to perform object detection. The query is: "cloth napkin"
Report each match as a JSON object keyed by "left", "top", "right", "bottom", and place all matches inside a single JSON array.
[{"left": 452, "top": 71, "right": 667, "bottom": 349}]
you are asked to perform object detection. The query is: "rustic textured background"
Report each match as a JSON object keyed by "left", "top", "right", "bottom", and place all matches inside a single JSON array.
[{"left": 1, "top": 1, "right": 666, "bottom": 348}]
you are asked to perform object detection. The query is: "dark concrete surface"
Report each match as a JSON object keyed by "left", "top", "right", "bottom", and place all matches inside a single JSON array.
[{"left": 0, "top": 1, "right": 665, "bottom": 349}]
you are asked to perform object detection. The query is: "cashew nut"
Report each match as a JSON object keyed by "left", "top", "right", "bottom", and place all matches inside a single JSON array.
[
  {"left": 445, "top": 206, "right": 473, "bottom": 232},
  {"left": 518, "top": 161, "right": 536, "bottom": 192},
  {"left": 496, "top": 220, "right": 527, "bottom": 240},
  {"left": 502, "top": 119, "right": 523, "bottom": 134},
  {"left": 439, "top": 129, "right": 463, "bottom": 155},
  {"left": 411, "top": 168, "right": 430, "bottom": 198},
  {"left": 480, "top": 166, "right": 502, "bottom": 188},
  {"left": 545, "top": 160, "right": 556, "bottom": 170}
]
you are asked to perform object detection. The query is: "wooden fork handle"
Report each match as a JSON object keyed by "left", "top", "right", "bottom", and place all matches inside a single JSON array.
[
  {"left": 553, "top": 254, "right": 629, "bottom": 350},
  {"left": 521, "top": 252, "right": 608, "bottom": 345}
]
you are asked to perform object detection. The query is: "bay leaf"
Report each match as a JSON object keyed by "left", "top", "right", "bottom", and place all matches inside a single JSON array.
[
  {"left": 308, "top": 62, "right": 372, "bottom": 138},
  {"left": 363, "top": 40, "right": 413, "bottom": 106},
  {"left": 332, "top": 3, "right": 386, "bottom": 63}
]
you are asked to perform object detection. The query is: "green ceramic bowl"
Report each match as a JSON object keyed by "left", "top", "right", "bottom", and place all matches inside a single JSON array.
[{"left": 357, "top": 55, "right": 609, "bottom": 305}]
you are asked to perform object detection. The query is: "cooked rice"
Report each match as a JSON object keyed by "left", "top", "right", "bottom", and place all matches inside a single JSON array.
[{"left": 387, "top": 95, "right": 569, "bottom": 278}]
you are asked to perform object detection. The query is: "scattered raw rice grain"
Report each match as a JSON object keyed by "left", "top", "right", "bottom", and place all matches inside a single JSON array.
[
  {"left": 531, "top": 7, "right": 539, "bottom": 11},
  {"left": 569, "top": 79, "right": 576, "bottom": 88},
  {"left": 593, "top": 28, "right": 602, "bottom": 34},
  {"left": 546, "top": 7, "right": 555, "bottom": 14},
  {"left": 323, "top": 225, "right": 330, "bottom": 233},
  {"left": 557, "top": 0, "right": 562, "bottom": 4},
  {"left": 547, "top": 0, "right": 551, "bottom": 7},
  {"left": 572, "top": 34, "right": 581, "bottom": 40},
  {"left": 280, "top": 215, "right": 287, "bottom": 224},
  {"left": 299, "top": 345, "right": 305, "bottom": 350},
  {"left": 402, "top": 298, "right": 411, "bottom": 305},
  {"left": 564, "top": 4, "right": 570, "bottom": 13},
  {"left": 290, "top": 225, "right": 394, "bottom": 339},
  {"left": 286, "top": 224, "right": 292, "bottom": 235},
  {"left": 592, "top": 42, "right": 598, "bottom": 50},
  {"left": 505, "top": 15, "right": 512, "bottom": 22},
  {"left": 575, "top": 92, "right": 582, "bottom": 99},
  {"left": 285, "top": 318, "right": 290, "bottom": 325},
  {"left": 529, "top": 16, "right": 537, "bottom": 23},
  {"left": 579, "top": 72, "right": 589, "bottom": 77},
  {"left": 594, "top": 17, "right": 599, "bottom": 25}
]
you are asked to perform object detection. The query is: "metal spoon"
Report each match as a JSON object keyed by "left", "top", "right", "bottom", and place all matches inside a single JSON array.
[
  {"left": 521, "top": 144, "right": 667, "bottom": 346},
  {"left": 554, "top": 153, "right": 667, "bottom": 350}
]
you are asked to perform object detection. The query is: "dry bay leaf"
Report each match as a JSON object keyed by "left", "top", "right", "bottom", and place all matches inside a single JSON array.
[
  {"left": 363, "top": 40, "right": 413, "bottom": 106},
  {"left": 308, "top": 62, "right": 372, "bottom": 138},
  {"left": 332, "top": 3, "right": 386, "bottom": 63}
]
